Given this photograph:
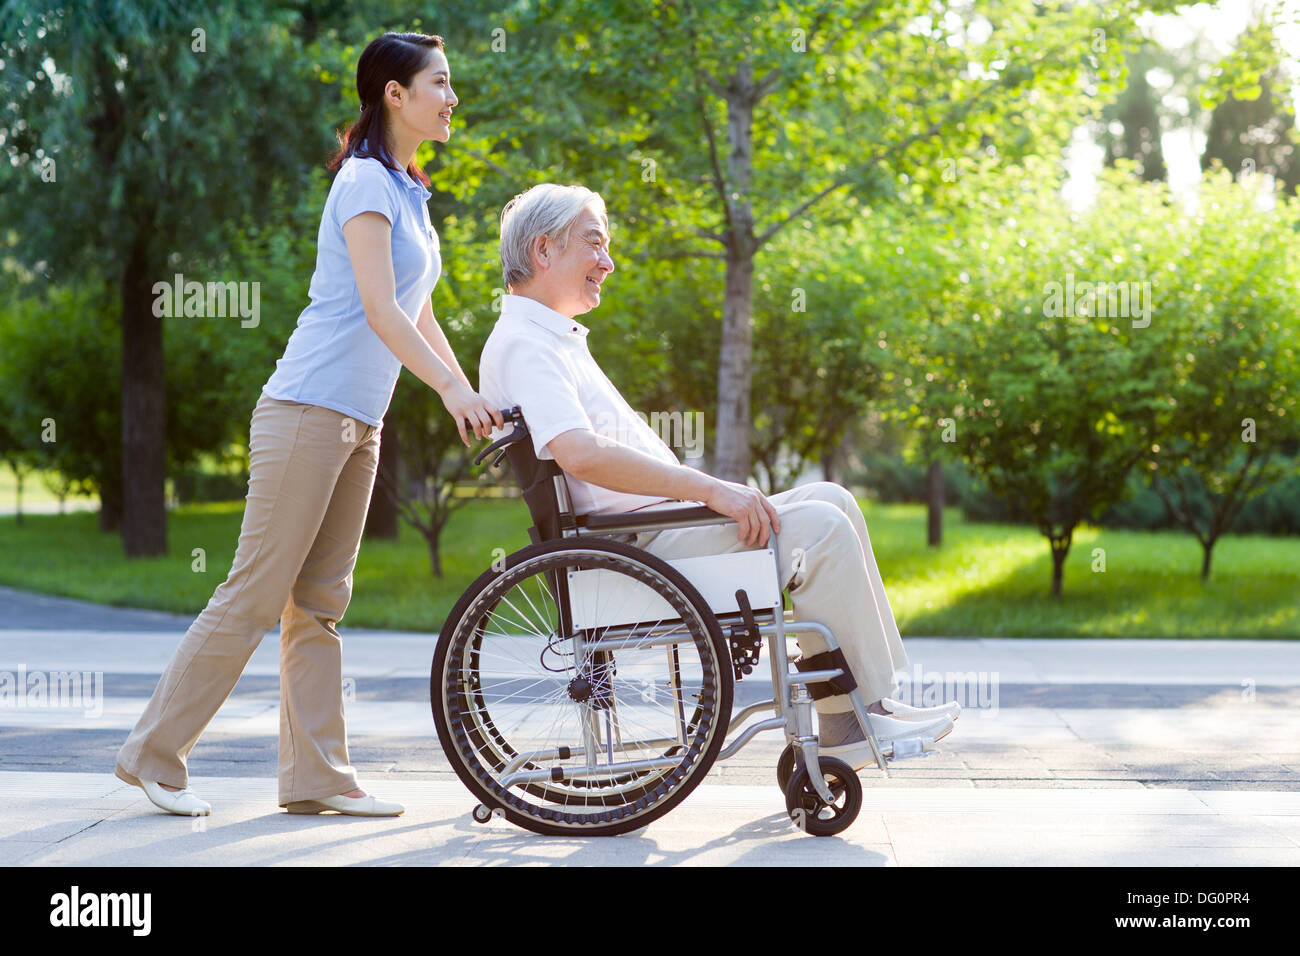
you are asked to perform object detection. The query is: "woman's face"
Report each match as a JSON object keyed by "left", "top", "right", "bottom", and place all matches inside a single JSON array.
[{"left": 390, "top": 47, "right": 458, "bottom": 143}]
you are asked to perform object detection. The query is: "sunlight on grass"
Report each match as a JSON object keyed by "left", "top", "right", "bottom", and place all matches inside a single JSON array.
[{"left": 0, "top": 466, "right": 98, "bottom": 510}]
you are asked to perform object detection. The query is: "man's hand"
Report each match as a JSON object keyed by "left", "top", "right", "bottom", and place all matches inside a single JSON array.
[{"left": 705, "top": 479, "right": 782, "bottom": 547}]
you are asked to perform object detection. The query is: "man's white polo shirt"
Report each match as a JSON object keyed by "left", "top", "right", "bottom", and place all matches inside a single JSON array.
[{"left": 479, "top": 293, "right": 683, "bottom": 516}]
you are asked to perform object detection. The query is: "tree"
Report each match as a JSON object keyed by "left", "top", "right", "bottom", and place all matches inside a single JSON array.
[
  {"left": 0, "top": 280, "right": 126, "bottom": 529},
  {"left": 372, "top": 226, "right": 502, "bottom": 577},
  {"left": 1142, "top": 169, "right": 1300, "bottom": 578},
  {"left": 378, "top": 380, "right": 477, "bottom": 578},
  {"left": 749, "top": 223, "right": 882, "bottom": 492},
  {"left": 1200, "top": 16, "right": 1300, "bottom": 193},
  {"left": 0, "top": 452, "right": 35, "bottom": 525},
  {"left": 1098, "top": 42, "right": 1169, "bottom": 182},
  {"left": 892, "top": 157, "right": 1173, "bottom": 597},
  {"left": 0, "top": 0, "right": 344, "bottom": 555},
  {"left": 437, "top": 0, "right": 1186, "bottom": 483},
  {"left": 0, "top": 280, "right": 38, "bottom": 524}
]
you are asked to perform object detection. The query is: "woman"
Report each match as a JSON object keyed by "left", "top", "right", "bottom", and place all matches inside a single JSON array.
[{"left": 114, "top": 32, "right": 501, "bottom": 818}]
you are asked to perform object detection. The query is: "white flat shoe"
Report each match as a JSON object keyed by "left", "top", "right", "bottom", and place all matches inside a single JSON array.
[
  {"left": 140, "top": 778, "right": 211, "bottom": 816},
  {"left": 285, "top": 793, "right": 404, "bottom": 816},
  {"left": 881, "top": 697, "right": 962, "bottom": 721}
]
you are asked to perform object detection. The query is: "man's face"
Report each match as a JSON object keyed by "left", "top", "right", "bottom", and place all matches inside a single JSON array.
[{"left": 539, "top": 205, "right": 615, "bottom": 317}]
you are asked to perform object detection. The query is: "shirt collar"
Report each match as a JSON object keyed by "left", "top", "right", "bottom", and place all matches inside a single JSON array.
[
  {"left": 355, "top": 139, "right": 431, "bottom": 202},
  {"left": 500, "top": 293, "right": 589, "bottom": 338}
]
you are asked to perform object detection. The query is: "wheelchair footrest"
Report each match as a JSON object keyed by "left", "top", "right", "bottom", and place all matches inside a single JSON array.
[{"left": 884, "top": 736, "right": 942, "bottom": 760}]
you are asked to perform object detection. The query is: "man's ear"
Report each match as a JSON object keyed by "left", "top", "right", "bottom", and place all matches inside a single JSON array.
[{"left": 530, "top": 233, "right": 549, "bottom": 272}]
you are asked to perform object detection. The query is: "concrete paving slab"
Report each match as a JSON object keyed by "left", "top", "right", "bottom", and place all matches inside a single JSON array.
[
  {"left": 891, "top": 837, "right": 1299, "bottom": 867},
  {"left": 0, "top": 842, "right": 46, "bottom": 865},
  {"left": 12, "top": 698, "right": 1290, "bottom": 758},
  {"left": 6, "top": 631, "right": 1300, "bottom": 685},
  {"left": 0, "top": 807, "right": 117, "bottom": 843},
  {"left": 4, "top": 588, "right": 1300, "bottom": 864},
  {"left": 1057, "top": 707, "right": 1300, "bottom": 752},
  {"left": 3, "top": 772, "right": 1298, "bottom": 867},
  {"left": 900, "top": 638, "right": 1300, "bottom": 685}
]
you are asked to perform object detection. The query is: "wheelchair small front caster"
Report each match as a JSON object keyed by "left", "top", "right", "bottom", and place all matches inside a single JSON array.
[
  {"left": 472, "top": 803, "right": 494, "bottom": 824},
  {"left": 784, "top": 756, "right": 862, "bottom": 837}
]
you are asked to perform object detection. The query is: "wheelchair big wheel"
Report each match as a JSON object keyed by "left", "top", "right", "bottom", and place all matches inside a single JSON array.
[{"left": 432, "top": 537, "right": 734, "bottom": 836}]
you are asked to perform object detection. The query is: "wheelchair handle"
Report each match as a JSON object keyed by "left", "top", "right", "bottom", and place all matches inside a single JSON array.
[{"left": 472, "top": 406, "right": 526, "bottom": 467}]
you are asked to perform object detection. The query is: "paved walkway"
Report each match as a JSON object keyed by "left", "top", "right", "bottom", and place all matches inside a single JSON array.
[{"left": 2, "top": 584, "right": 1298, "bottom": 865}]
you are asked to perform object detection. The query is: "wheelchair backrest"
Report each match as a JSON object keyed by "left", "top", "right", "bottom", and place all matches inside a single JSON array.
[{"left": 500, "top": 416, "right": 576, "bottom": 544}]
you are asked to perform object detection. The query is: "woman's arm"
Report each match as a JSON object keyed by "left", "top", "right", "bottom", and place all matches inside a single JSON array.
[
  {"left": 415, "top": 298, "right": 473, "bottom": 391},
  {"left": 344, "top": 211, "right": 455, "bottom": 392},
  {"left": 342, "top": 211, "right": 501, "bottom": 443}
]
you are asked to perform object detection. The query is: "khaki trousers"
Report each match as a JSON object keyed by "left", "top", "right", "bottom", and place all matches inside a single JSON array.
[
  {"left": 115, "top": 391, "right": 381, "bottom": 805},
  {"left": 629, "top": 481, "right": 908, "bottom": 714}
]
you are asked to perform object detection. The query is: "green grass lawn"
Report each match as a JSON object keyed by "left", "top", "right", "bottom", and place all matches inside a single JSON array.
[{"left": 1, "top": 497, "right": 1296, "bottom": 638}]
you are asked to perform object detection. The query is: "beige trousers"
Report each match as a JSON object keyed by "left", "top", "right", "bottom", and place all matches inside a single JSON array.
[
  {"left": 629, "top": 481, "right": 908, "bottom": 714},
  {"left": 115, "top": 391, "right": 381, "bottom": 805}
]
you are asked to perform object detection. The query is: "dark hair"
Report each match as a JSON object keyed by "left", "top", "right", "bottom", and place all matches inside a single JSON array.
[{"left": 328, "top": 32, "right": 444, "bottom": 187}]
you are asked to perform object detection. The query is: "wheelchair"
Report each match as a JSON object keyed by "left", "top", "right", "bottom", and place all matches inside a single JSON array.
[{"left": 430, "top": 407, "right": 899, "bottom": 837}]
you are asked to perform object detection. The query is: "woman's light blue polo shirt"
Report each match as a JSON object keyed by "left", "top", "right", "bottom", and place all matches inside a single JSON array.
[{"left": 262, "top": 151, "right": 441, "bottom": 427}]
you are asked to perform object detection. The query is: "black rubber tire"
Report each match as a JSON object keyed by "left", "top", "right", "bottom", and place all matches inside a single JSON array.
[
  {"left": 784, "top": 756, "right": 862, "bottom": 837},
  {"left": 432, "top": 537, "right": 734, "bottom": 836},
  {"left": 776, "top": 743, "right": 798, "bottom": 793}
]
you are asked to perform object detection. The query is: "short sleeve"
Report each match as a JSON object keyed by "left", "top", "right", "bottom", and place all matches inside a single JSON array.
[
  {"left": 332, "top": 158, "right": 398, "bottom": 231},
  {"left": 494, "top": 337, "right": 593, "bottom": 460}
]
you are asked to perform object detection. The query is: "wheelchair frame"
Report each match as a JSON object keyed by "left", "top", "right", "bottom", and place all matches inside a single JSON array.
[{"left": 433, "top": 407, "right": 893, "bottom": 836}]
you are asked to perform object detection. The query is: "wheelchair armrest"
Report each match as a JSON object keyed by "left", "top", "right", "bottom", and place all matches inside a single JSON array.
[{"left": 576, "top": 504, "right": 736, "bottom": 535}]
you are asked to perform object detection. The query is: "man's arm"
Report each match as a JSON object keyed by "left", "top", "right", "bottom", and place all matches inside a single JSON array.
[{"left": 548, "top": 429, "right": 781, "bottom": 546}]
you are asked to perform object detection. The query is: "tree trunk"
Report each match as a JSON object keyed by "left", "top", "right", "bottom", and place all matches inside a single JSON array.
[
  {"left": 427, "top": 527, "right": 443, "bottom": 578},
  {"left": 11, "top": 463, "right": 23, "bottom": 527},
  {"left": 715, "top": 253, "right": 757, "bottom": 483},
  {"left": 820, "top": 449, "right": 835, "bottom": 485},
  {"left": 927, "top": 460, "right": 944, "bottom": 547},
  {"left": 365, "top": 425, "right": 399, "bottom": 540},
  {"left": 120, "top": 224, "right": 168, "bottom": 557},
  {"left": 1049, "top": 537, "right": 1070, "bottom": 599},
  {"left": 98, "top": 479, "right": 123, "bottom": 532},
  {"left": 1200, "top": 537, "right": 1215, "bottom": 581},
  {"left": 713, "top": 64, "right": 757, "bottom": 483}
]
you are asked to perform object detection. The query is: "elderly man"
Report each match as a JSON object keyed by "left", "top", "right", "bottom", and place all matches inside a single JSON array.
[{"left": 478, "top": 183, "right": 958, "bottom": 768}]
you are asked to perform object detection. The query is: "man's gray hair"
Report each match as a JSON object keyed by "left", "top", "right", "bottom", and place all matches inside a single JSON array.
[{"left": 499, "top": 183, "right": 607, "bottom": 290}]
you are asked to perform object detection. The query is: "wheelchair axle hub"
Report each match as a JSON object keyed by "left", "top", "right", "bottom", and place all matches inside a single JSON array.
[{"left": 567, "top": 666, "right": 614, "bottom": 709}]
